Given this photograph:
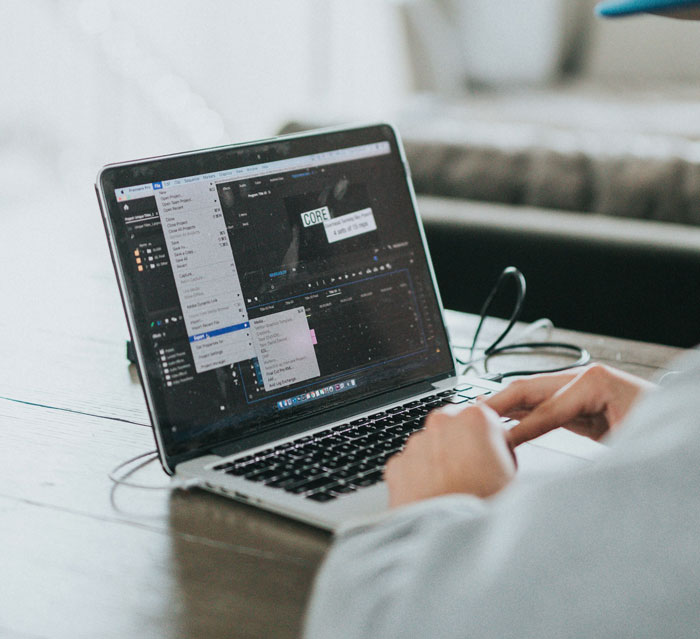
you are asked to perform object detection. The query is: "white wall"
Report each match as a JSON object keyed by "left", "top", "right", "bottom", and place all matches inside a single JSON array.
[{"left": 0, "top": 0, "right": 411, "bottom": 199}]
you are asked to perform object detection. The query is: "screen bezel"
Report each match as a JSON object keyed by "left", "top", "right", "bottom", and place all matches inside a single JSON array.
[{"left": 96, "top": 123, "right": 456, "bottom": 472}]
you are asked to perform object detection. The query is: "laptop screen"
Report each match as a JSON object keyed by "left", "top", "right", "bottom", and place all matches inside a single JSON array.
[{"left": 99, "top": 125, "right": 454, "bottom": 465}]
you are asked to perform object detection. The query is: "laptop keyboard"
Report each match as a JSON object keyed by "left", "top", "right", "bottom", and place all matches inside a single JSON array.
[{"left": 212, "top": 385, "right": 494, "bottom": 503}]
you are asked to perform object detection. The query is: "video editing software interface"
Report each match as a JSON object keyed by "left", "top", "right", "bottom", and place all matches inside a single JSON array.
[{"left": 112, "top": 134, "right": 452, "bottom": 454}]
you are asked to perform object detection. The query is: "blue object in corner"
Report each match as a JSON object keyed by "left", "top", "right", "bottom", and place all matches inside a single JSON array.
[{"left": 596, "top": 0, "right": 700, "bottom": 16}]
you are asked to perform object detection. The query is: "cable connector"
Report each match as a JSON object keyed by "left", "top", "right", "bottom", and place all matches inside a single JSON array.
[{"left": 108, "top": 450, "right": 203, "bottom": 491}]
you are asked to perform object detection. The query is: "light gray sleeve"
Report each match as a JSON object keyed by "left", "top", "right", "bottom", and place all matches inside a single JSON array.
[{"left": 304, "top": 352, "right": 700, "bottom": 639}]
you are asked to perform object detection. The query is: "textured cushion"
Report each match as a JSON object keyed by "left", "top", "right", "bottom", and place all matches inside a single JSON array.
[
  {"left": 280, "top": 85, "right": 700, "bottom": 226},
  {"left": 402, "top": 140, "right": 700, "bottom": 225}
]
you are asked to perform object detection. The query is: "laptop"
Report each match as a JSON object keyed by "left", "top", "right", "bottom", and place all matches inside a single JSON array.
[{"left": 96, "top": 123, "right": 600, "bottom": 530}]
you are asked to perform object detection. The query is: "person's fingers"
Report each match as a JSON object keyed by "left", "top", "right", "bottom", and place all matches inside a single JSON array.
[
  {"left": 505, "top": 371, "right": 605, "bottom": 448},
  {"left": 502, "top": 408, "right": 531, "bottom": 421},
  {"left": 484, "top": 372, "right": 577, "bottom": 417}
]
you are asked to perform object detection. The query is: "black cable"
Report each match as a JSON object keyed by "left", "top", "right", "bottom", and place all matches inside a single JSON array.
[
  {"left": 455, "top": 266, "right": 590, "bottom": 380},
  {"left": 479, "top": 342, "right": 590, "bottom": 382},
  {"left": 468, "top": 266, "right": 527, "bottom": 361},
  {"left": 108, "top": 450, "right": 201, "bottom": 490}
]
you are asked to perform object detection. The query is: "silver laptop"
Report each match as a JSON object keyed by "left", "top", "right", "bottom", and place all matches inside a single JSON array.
[{"left": 96, "top": 123, "right": 599, "bottom": 530}]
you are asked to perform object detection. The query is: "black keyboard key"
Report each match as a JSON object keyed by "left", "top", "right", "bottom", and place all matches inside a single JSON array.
[
  {"left": 298, "top": 441, "right": 324, "bottom": 452},
  {"left": 364, "top": 427, "right": 383, "bottom": 439},
  {"left": 328, "top": 467, "right": 359, "bottom": 480},
  {"left": 299, "top": 461, "right": 327, "bottom": 473},
  {"left": 350, "top": 417, "right": 370, "bottom": 425},
  {"left": 334, "top": 431, "right": 360, "bottom": 442},
  {"left": 328, "top": 443, "right": 355, "bottom": 455},
  {"left": 339, "top": 461, "right": 365, "bottom": 476},
  {"left": 331, "top": 484, "right": 357, "bottom": 495},
  {"left": 284, "top": 447, "right": 307, "bottom": 459},
  {"left": 383, "top": 423, "right": 402, "bottom": 434},
  {"left": 350, "top": 471, "right": 383, "bottom": 488},
  {"left": 321, "top": 456, "right": 346, "bottom": 469},
  {"left": 395, "top": 429, "right": 411, "bottom": 443},
  {"left": 244, "top": 467, "right": 280, "bottom": 482},
  {"left": 375, "top": 453, "right": 394, "bottom": 467},
  {"left": 266, "top": 467, "right": 315, "bottom": 486},
  {"left": 213, "top": 461, "right": 236, "bottom": 472},
  {"left": 241, "top": 460, "right": 269, "bottom": 472},
  {"left": 225, "top": 466, "right": 248, "bottom": 476},
  {"left": 296, "top": 454, "right": 323, "bottom": 466},
  {"left": 285, "top": 474, "right": 336, "bottom": 494},
  {"left": 355, "top": 461, "right": 380, "bottom": 474},
  {"left": 306, "top": 492, "right": 337, "bottom": 502},
  {"left": 374, "top": 430, "right": 394, "bottom": 442},
  {"left": 320, "top": 438, "right": 340, "bottom": 449},
  {"left": 264, "top": 476, "right": 293, "bottom": 488},
  {"left": 263, "top": 470, "right": 301, "bottom": 486},
  {"left": 363, "top": 442, "right": 383, "bottom": 455}
]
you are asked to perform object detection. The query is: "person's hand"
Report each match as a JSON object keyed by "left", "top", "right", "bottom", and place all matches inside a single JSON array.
[
  {"left": 384, "top": 404, "right": 516, "bottom": 508},
  {"left": 484, "top": 364, "right": 656, "bottom": 449}
]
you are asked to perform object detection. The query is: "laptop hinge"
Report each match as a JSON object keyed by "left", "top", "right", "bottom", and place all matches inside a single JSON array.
[{"left": 210, "top": 378, "right": 439, "bottom": 459}]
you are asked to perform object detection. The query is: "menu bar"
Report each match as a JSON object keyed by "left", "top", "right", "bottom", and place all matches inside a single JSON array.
[{"left": 115, "top": 141, "right": 391, "bottom": 202}]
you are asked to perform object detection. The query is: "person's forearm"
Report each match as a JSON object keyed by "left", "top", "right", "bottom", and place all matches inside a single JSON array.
[
  {"left": 304, "top": 496, "right": 486, "bottom": 639},
  {"left": 306, "top": 355, "right": 700, "bottom": 639}
]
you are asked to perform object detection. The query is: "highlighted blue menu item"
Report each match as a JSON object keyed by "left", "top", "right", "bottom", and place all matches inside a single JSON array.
[{"left": 189, "top": 322, "right": 251, "bottom": 343}]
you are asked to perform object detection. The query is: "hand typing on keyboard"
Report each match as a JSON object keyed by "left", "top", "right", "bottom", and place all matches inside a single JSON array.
[
  {"left": 484, "top": 365, "right": 655, "bottom": 448},
  {"left": 384, "top": 365, "right": 655, "bottom": 508},
  {"left": 384, "top": 404, "right": 516, "bottom": 508}
]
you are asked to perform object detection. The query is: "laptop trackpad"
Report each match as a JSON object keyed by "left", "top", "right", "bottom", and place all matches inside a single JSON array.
[{"left": 515, "top": 428, "right": 607, "bottom": 477}]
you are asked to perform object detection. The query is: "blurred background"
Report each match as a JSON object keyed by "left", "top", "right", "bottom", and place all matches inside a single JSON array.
[
  {"left": 4, "top": 0, "right": 700, "bottom": 345},
  {"left": 6, "top": 0, "right": 700, "bottom": 196},
  {"left": 1, "top": 0, "right": 410, "bottom": 200}
]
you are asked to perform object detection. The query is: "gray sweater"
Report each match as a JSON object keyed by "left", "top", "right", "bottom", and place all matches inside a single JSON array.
[{"left": 304, "top": 351, "right": 700, "bottom": 639}]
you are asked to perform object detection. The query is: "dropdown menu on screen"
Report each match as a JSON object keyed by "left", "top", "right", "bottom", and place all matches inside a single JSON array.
[{"left": 158, "top": 181, "right": 254, "bottom": 373}]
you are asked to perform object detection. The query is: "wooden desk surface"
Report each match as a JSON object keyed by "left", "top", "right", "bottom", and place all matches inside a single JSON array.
[{"left": 0, "top": 188, "right": 686, "bottom": 638}]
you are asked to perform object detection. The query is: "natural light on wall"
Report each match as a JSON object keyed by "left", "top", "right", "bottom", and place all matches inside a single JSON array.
[{"left": 0, "top": 0, "right": 411, "bottom": 199}]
